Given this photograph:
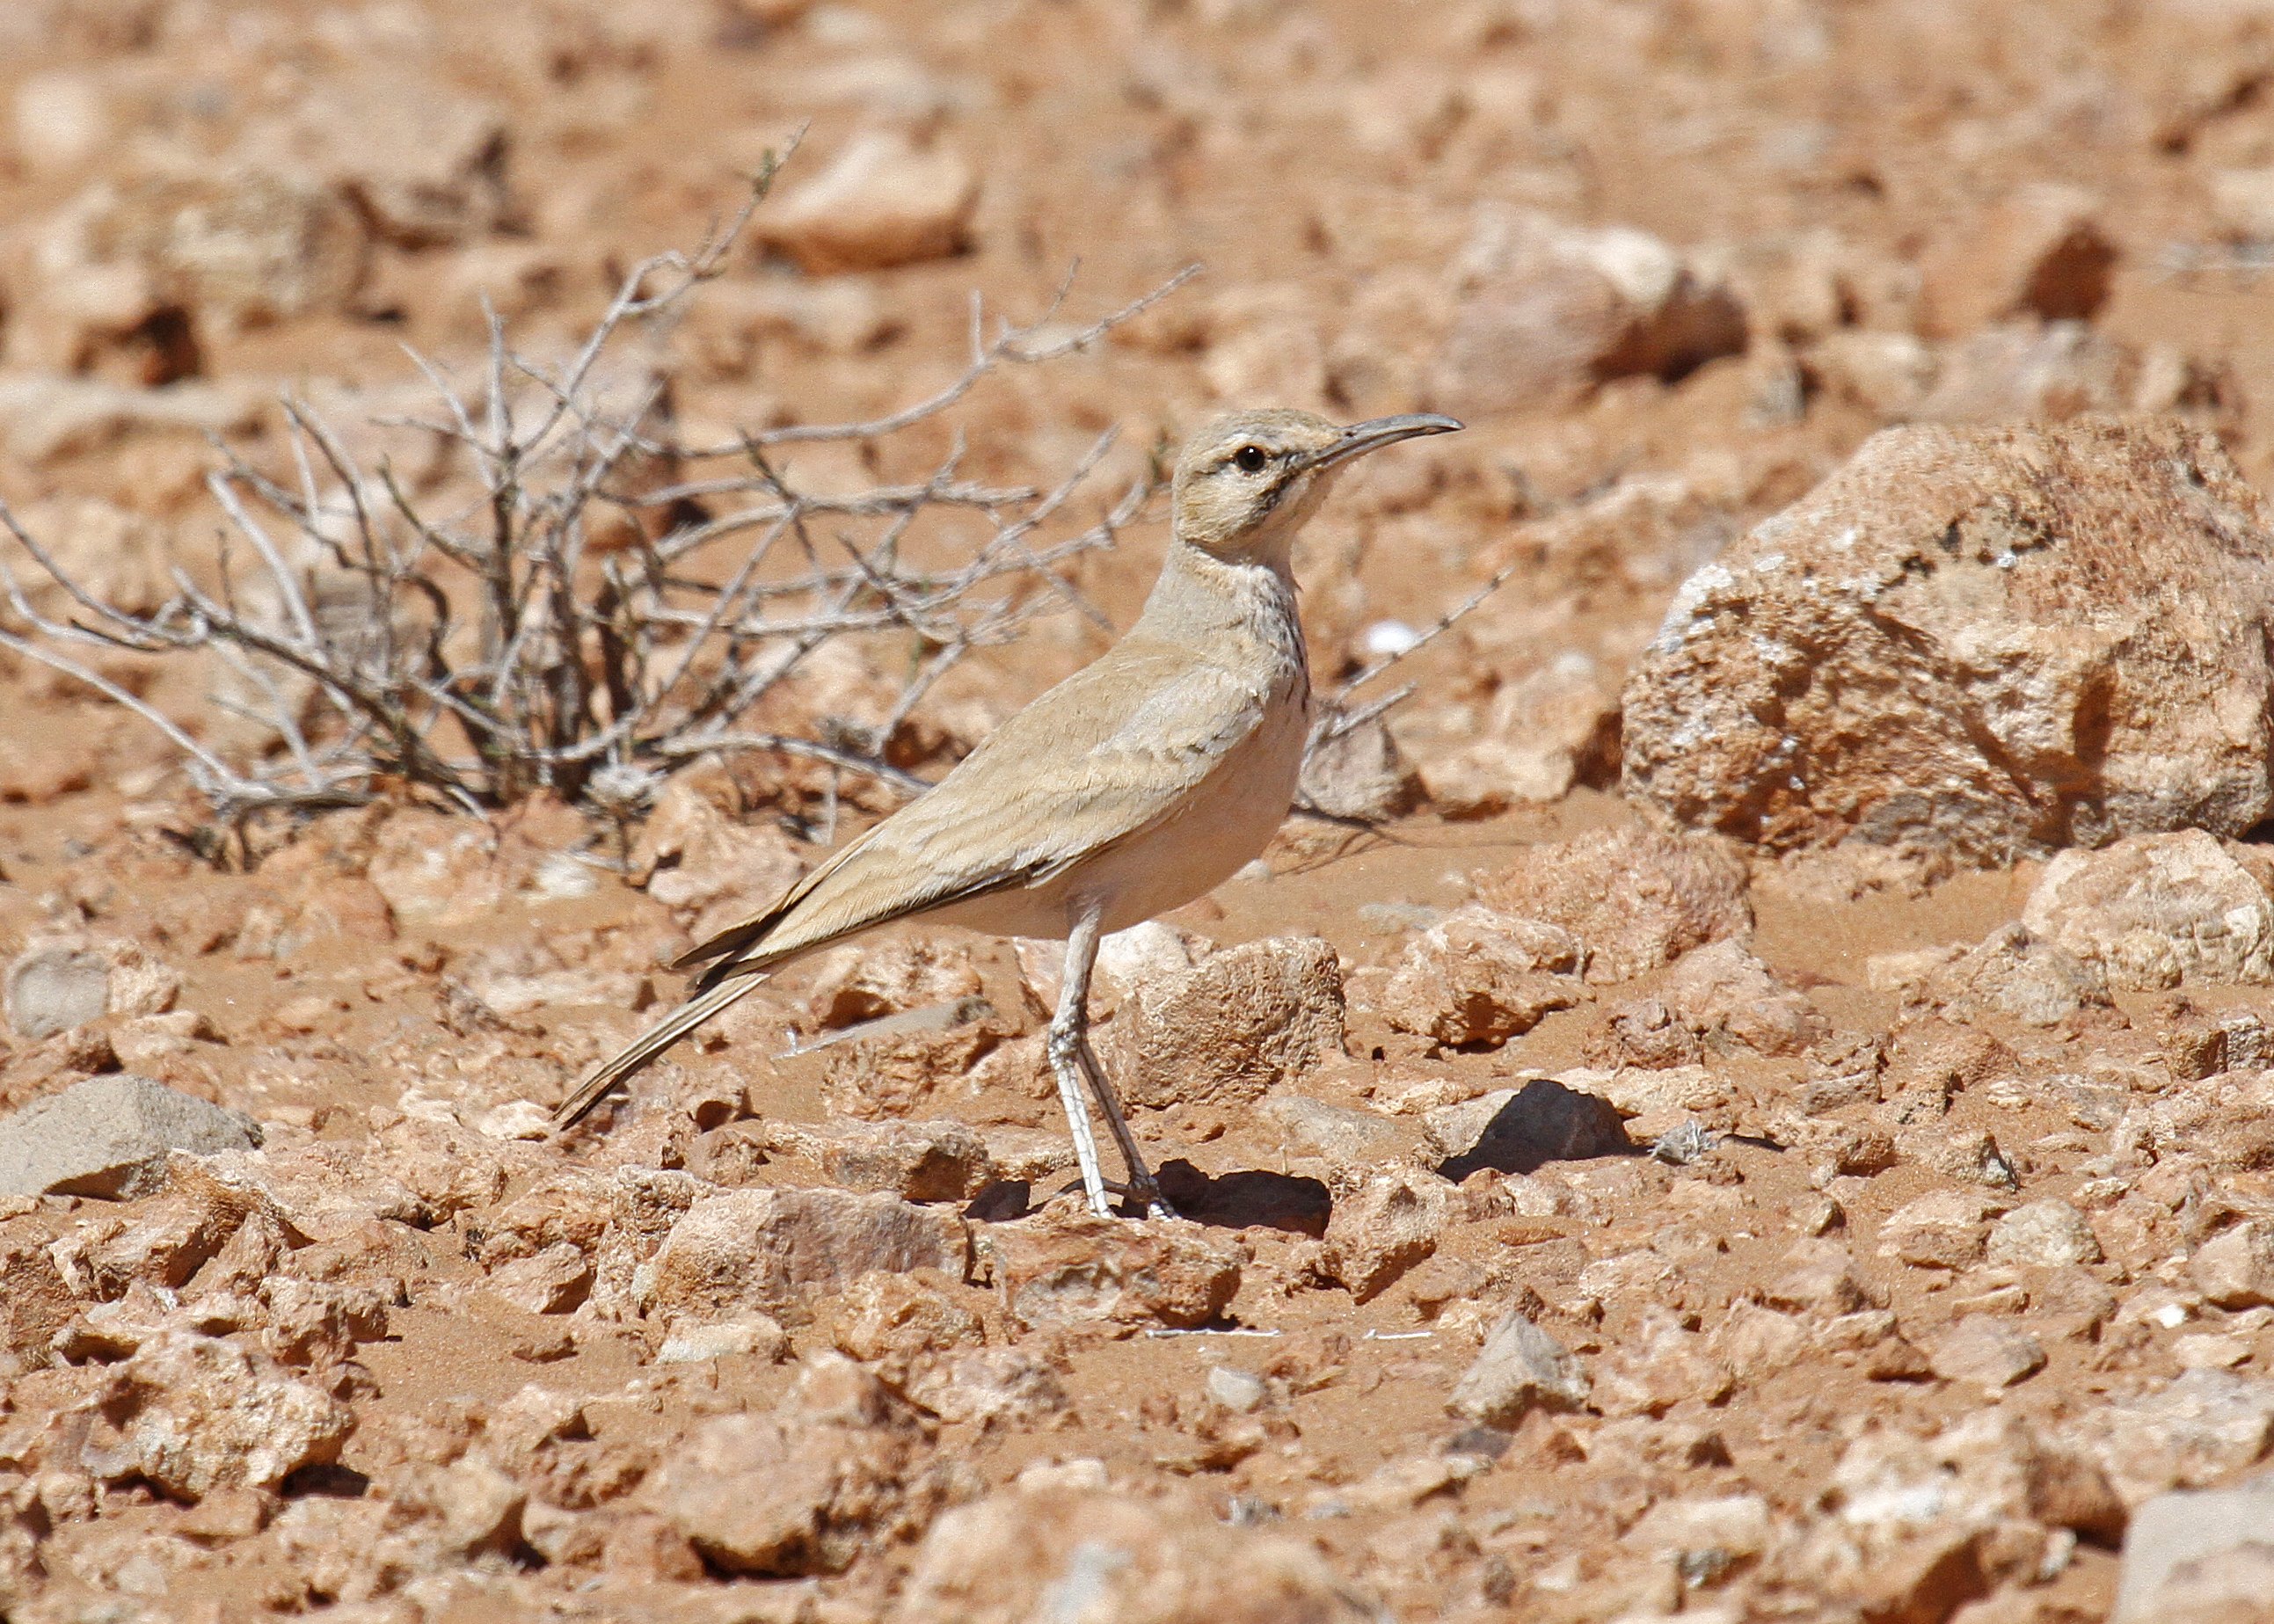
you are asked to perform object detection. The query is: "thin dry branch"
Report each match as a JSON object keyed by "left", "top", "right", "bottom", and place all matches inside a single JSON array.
[
  {"left": 669, "top": 262, "right": 1200, "bottom": 457},
  {"left": 0, "top": 160, "right": 1188, "bottom": 833},
  {"left": 1292, "top": 557, "right": 1524, "bottom": 826}
]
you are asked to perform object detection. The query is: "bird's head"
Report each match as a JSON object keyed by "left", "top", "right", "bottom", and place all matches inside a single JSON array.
[{"left": 1170, "top": 408, "right": 1462, "bottom": 567}]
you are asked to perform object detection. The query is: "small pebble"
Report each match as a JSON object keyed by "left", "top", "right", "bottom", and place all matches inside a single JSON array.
[{"left": 1652, "top": 1119, "right": 1719, "bottom": 1166}]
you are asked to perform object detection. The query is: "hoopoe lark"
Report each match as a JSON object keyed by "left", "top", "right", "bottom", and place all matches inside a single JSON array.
[{"left": 554, "top": 408, "right": 1462, "bottom": 1216}]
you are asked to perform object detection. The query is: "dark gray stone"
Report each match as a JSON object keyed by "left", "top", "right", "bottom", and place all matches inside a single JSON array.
[
  {"left": 1449, "top": 1310, "right": 1590, "bottom": 1427},
  {"left": 5, "top": 945, "right": 108, "bottom": 1041},
  {"left": 1434, "top": 1077, "right": 1630, "bottom": 1180},
  {"left": 2114, "top": 1471, "right": 2274, "bottom": 1623},
  {"left": 0, "top": 1074, "right": 260, "bottom": 1199}
]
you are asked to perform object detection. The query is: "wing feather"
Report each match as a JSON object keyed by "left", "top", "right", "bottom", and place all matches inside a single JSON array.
[{"left": 678, "top": 640, "right": 1268, "bottom": 987}]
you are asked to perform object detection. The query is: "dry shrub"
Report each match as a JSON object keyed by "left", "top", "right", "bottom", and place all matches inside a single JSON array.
[{"left": 0, "top": 150, "right": 1191, "bottom": 842}]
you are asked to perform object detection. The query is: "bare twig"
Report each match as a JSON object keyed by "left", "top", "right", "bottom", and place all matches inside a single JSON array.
[
  {"left": 1308, "top": 558, "right": 1522, "bottom": 750},
  {"left": 1293, "top": 558, "right": 1523, "bottom": 827},
  {"left": 0, "top": 160, "right": 1188, "bottom": 836},
  {"left": 670, "top": 263, "right": 1200, "bottom": 456}
]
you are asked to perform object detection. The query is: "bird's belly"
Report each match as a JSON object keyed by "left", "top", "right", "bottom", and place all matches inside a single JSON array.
[
  {"left": 935, "top": 685, "right": 1309, "bottom": 942},
  {"left": 1091, "top": 737, "right": 1301, "bottom": 931},
  {"left": 1091, "top": 674, "right": 1312, "bottom": 930}
]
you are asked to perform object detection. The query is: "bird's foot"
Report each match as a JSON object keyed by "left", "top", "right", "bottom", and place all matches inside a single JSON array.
[{"left": 1104, "top": 1179, "right": 1178, "bottom": 1222}]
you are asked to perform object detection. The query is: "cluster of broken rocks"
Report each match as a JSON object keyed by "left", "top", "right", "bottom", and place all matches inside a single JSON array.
[
  {"left": 0, "top": 412, "right": 2270, "bottom": 1620},
  {"left": 7, "top": 0, "right": 2274, "bottom": 1620}
]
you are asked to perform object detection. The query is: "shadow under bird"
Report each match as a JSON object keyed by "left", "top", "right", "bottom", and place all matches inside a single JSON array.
[{"left": 552, "top": 407, "right": 1463, "bottom": 1216}]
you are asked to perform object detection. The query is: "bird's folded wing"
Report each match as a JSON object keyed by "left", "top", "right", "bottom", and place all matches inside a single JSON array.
[{"left": 677, "top": 645, "right": 1271, "bottom": 985}]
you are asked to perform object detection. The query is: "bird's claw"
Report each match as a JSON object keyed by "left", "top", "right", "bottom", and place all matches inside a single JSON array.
[{"left": 1103, "top": 1178, "right": 1178, "bottom": 1221}]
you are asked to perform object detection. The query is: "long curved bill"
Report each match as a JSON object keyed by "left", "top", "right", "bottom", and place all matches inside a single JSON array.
[{"left": 1305, "top": 412, "right": 1465, "bottom": 472}]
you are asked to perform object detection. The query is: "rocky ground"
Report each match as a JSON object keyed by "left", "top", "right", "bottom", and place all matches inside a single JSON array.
[{"left": 4, "top": 1, "right": 2274, "bottom": 1620}]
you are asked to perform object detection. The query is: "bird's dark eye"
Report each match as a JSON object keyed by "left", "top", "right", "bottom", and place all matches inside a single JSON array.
[{"left": 1233, "top": 445, "right": 1268, "bottom": 473}]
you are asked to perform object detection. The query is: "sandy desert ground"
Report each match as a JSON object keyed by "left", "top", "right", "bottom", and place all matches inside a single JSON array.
[{"left": 4, "top": 2, "right": 2274, "bottom": 1620}]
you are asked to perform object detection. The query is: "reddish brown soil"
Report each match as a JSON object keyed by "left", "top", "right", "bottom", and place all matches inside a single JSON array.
[{"left": 5, "top": 3, "right": 2274, "bottom": 1620}]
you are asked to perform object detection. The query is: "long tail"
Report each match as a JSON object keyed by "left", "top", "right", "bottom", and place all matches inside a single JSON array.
[{"left": 550, "top": 974, "right": 769, "bottom": 1133}]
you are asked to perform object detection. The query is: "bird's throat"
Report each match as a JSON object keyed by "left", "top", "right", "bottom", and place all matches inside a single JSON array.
[{"left": 1137, "top": 540, "right": 1308, "bottom": 687}]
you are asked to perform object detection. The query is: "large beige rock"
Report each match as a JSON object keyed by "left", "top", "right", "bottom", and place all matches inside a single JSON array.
[
  {"left": 909, "top": 1348, "right": 1070, "bottom": 1427},
  {"left": 483, "top": 1242, "right": 594, "bottom": 1315},
  {"left": 768, "top": 1118, "right": 995, "bottom": 1202},
  {"left": 1877, "top": 1189, "right": 2003, "bottom": 1271},
  {"left": 1449, "top": 1310, "right": 1590, "bottom": 1427},
  {"left": 1592, "top": 1310, "right": 1738, "bottom": 1416},
  {"left": 1472, "top": 826, "right": 1752, "bottom": 982},
  {"left": 1482, "top": 652, "right": 1624, "bottom": 790},
  {"left": 1106, "top": 935, "right": 1345, "bottom": 1109},
  {"left": 5, "top": 186, "right": 188, "bottom": 380},
  {"left": 759, "top": 131, "right": 979, "bottom": 274},
  {"left": 1318, "top": 1169, "right": 1455, "bottom": 1302},
  {"left": 366, "top": 1115, "right": 515, "bottom": 1222},
  {"left": 652, "top": 1354, "right": 937, "bottom": 1577},
  {"left": 1656, "top": 938, "right": 1826, "bottom": 1056},
  {"left": 84, "top": 1331, "right": 353, "bottom": 1500},
  {"left": 1299, "top": 716, "right": 1418, "bottom": 822},
  {"left": 2193, "top": 1220, "right": 2274, "bottom": 1310},
  {"left": 1913, "top": 923, "right": 2112, "bottom": 1028},
  {"left": 1623, "top": 419, "right": 2274, "bottom": 866},
  {"left": 1986, "top": 1199, "right": 2103, "bottom": 1270},
  {"left": 1432, "top": 208, "right": 1746, "bottom": 412},
  {"left": 2023, "top": 831, "right": 2274, "bottom": 990},
  {"left": 71, "top": 169, "right": 371, "bottom": 330},
  {"left": 365, "top": 809, "right": 507, "bottom": 927},
  {"left": 1375, "top": 904, "right": 1584, "bottom": 1045},
  {"left": 1921, "top": 1316, "right": 2046, "bottom": 1391},
  {"left": 1416, "top": 681, "right": 1615, "bottom": 817},
  {"left": 820, "top": 1017, "right": 1019, "bottom": 1124},
  {"left": 2066, "top": 1370, "right": 2274, "bottom": 1508},
  {"left": 1258, "top": 1095, "right": 1415, "bottom": 1176},
  {"left": 375, "top": 1452, "right": 525, "bottom": 1558},
  {"left": 648, "top": 1187, "right": 969, "bottom": 1328},
  {"left": 198, "top": 1145, "right": 433, "bottom": 1242},
  {"left": 989, "top": 1213, "right": 1243, "bottom": 1331},
  {"left": 894, "top": 1482, "right": 1371, "bottom": 1624},
  {"left": 76, "top": 1166, "right": 295, "bottom": 1301},
  {"left": 829, "top": 1268, "right": 983, "bottom": 1380},
  {"left": 803, "top": 936, "right": 985, "bottom": 1030},
  {"left": 628, "top": 776, "right": 807, "bottom": 940}
]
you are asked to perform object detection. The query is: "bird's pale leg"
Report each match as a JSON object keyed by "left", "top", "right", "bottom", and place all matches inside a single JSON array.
[
  {"left": 1050, "top": 903, "right": 1163, "bottom": 1215},
  {"left": 1075, "top": 1034, "right": 1172, "bottom": 1220},
  {"left": 1047, "top": 907, "right": 1113, "bottom": 1219}
]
